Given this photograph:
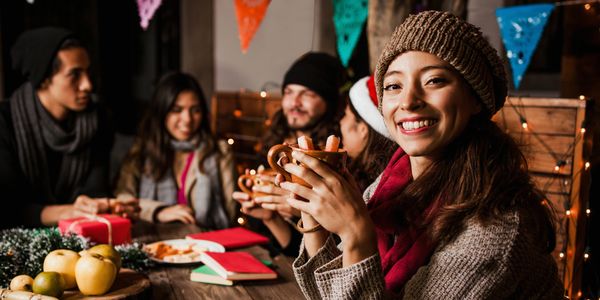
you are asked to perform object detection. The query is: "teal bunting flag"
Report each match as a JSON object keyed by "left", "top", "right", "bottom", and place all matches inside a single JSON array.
[
  {"left": 333, "top": 0, "right": 368, "bottom": 67},
  {"left": 496, "top": 4, "right": 554, "bottom": 89}
]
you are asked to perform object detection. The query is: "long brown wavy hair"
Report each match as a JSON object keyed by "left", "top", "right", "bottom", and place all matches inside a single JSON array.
[
  {"left": 122, "top": 72, "right": 219, "bottom": 180},
  {"left": 346, "top": 101, "right": 398, "bottom": 192},
  {"left": 397, "top": 115, "right": 556, "bottom": 252}
]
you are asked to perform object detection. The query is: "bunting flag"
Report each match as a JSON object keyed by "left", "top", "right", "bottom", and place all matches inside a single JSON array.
[
  {"left": 234, "top": 0, "right": 271, "bottom": 54},
  {"left": 333, "top": 0, "right": 368, "bottom": 67},
  {"left": 137, "top": 0, "right": 162, "bottom": 30},
  {"left": 496, "top": 4, "right": 554, "bottom": 89}
]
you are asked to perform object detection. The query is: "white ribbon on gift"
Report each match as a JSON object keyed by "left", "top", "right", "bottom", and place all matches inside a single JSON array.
[{"left": 66, "top": 214, "right": 113, "bottom": 246}]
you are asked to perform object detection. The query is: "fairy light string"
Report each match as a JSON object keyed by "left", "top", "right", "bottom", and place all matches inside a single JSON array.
[{"left": 502, "top": 95, "right": 592, "bottom": 298}]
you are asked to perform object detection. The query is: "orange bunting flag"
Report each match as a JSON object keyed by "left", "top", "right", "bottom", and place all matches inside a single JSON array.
[{"left": 234, "top": 0, "right": 271, "bottom": 53}]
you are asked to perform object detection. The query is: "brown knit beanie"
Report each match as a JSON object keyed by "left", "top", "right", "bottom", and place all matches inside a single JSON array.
[{"left": 374, "top": 10, "right": 507, "bottom": 116}]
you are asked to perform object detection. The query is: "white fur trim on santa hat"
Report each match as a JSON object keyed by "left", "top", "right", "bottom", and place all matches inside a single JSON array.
[{"left": 349, "top": 77, "right": 392, "bottom": 139}]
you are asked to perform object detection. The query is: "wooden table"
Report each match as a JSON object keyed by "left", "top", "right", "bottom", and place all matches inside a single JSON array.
[{"left": 132, "top": 222, "right": 305, "bottom": 299}]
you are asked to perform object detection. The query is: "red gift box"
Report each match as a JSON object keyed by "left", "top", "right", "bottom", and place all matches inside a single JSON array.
[{"left": 58, "top": 214, "right": 131, "bottom": 245}]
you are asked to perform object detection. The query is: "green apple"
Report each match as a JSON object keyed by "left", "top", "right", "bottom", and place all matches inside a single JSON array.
[
  {"left": 32, "top": 272, "right": 65, "bottom": 298},
  {"left": 43, "top": 249, "right": 80, "bottom": 289},
  {"left": 82, "top": 244, "right": 122, "bottom": 272},
  {"left": 9, "top": 274, "right": 34, "bottom": 292},
  {"left": 75, "top": 253, "right": 117, "bottom": 296}
]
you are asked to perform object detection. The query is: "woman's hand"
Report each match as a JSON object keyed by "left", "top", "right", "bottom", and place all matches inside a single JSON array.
[
  {"left": 233, "top": 191, "right": 276, "bottom": 221},
  {"left": 252, "top": 174, "right": 300, "bottom": 219},
  {"left": 280, "top": 150, "right": 377, "bottom": 263},
  {"left": 156, "top": 204, "right": 196, "bottom": 224},
  {"left": 109, "top": 198, "right": 141, "bottom": 219}
]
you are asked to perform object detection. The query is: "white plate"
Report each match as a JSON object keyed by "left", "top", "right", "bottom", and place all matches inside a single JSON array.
[{"left": 144, "top": 239, "right": 225, "bottom": 265}]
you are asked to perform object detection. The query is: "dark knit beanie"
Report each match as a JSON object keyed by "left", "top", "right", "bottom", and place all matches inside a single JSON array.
[
  {"left": 282, "top": 52, "right": 345, "bottom": 109},
  {"left": 11, "top": 27, "right": 74, "bottom": 88},
  {"left": 374, "top": 11, "right": 508, "bottom": 116}
]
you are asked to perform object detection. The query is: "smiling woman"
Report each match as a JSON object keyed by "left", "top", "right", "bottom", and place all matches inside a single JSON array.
[
  {"left": 115, "top": 72, "right": 237, "bottom": 229},
  {"left": 280, "top": 10, "right": 564, "bottom": 299}
]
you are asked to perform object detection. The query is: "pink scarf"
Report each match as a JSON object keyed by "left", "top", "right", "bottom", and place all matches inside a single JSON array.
[{"left": 367, "top": 148, "right": 438, "bottom": 295}]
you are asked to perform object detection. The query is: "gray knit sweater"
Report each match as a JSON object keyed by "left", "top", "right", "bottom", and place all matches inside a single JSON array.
[{"left": 292, "top": 177, "right": 564, "bottom": 299}]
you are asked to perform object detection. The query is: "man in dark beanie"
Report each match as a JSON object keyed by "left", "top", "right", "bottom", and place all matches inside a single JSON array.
[
  {"left": 0, "top": 27, "right": 139, "bottom": 229},
  {"left": 234, "top": 52, "right": 346, "bottom": 258},
  {"left": 261, "top": 52, "right": 345, "bottom": 153}
]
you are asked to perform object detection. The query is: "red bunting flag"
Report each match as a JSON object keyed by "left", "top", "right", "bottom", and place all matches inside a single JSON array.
[{"left": 234, "top": 0, "right": 271, "bottom": 53}]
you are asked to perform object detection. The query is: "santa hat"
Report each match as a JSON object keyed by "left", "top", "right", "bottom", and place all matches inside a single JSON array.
[{"left": 349, "top": 76, "right": 392, "bottom": 139}]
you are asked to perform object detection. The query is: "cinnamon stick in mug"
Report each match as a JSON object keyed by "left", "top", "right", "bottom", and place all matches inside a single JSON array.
[
  {"left": 298, "top": 136, "right": 314, "bottom": 150},
  {"left": 325, "top": 135, "right": 340, "bottom": 152}
]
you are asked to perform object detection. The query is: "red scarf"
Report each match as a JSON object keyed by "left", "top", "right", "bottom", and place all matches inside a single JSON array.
[{"left": 367, "top": 148, "right": 438, "bottom": 295}]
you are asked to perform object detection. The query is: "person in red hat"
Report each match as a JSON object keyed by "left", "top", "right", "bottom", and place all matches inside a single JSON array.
[{"left": 342, "top": 75, "right": 397, "bottom": 191}]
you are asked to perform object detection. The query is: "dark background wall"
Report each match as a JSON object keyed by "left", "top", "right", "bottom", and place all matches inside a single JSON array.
[{"left": 0, "top": 0, "right": 181, "bottom": 134}]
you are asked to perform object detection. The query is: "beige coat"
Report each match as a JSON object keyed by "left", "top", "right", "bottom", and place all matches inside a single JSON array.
[{"left": 115, "top": 140, "right": 237, "bottom": 224}]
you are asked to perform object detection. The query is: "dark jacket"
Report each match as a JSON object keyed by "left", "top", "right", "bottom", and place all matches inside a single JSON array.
[{"left": 0, "top": 100, "right": 113, "bottom": 228}]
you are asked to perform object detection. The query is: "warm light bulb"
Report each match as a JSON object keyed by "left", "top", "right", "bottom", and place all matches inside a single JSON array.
[
  {"left": 264, "top": 119, "right": 272, "bottom": 126},
  {"left": 566, "top": 210, "right": 571, "bottom": 216},
  {"left": 581, "top": 127, "right": 586, "bottom": 134},
  {"left": 234, "top": 109, "right": 242, "bottom": 118},
  {"left": 585, "top": 3, "right": 591, "bottom": 10},
  {"left": 586, "top": 209, "right": 591, "bottom": 215},
  {"left": 237, "top": 217, "right": 245, "bottom": 225},
  {"left": 227, "top": 138, "right": 234, "bottom": 145},
  {"left": 559, "top": 252, "right": 565, "bottom": 259},
  {"left": 521, "top": 122, "right": 528, "bottom": 129},
  {"left": 579, "top": 95, "right": 586, "bottom": 100},
  {"left": 260, "top": 91, "right": 267, "bottom": 98},
  {"left": 584, "top": 253, "right": 590, "bottom": 259},
  {"left": 585, "top": 162, "right": 590, "bottom": 170},
  {"left": 554, "top": 165, "right": 560, "bottom": 172},
  {"left": 250, "top": 169, "right": 256, "bottom": 175}
]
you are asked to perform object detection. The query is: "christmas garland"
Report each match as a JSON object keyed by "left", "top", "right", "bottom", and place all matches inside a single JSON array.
[{"left": 0, "top": 228, "right": 153, "bottom": 288}]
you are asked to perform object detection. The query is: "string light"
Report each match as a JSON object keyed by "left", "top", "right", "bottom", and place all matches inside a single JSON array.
[
  {"left": 559, "top": 252, "right": 565, "bottom": 259},
  {"left": 264, "top": 119, "right": 272, "bottom": 126},
  {"left": 585, "top": 162, "right": 590, "bottom": 170},
  {"left": 237, "top": 217, "right": 246, "bottom": 225},
  {"left": 260, "top": 91, "right": 267, "bottom": 98},
  {"left": 581, "top": 127, "right": 586, "bottom": 134},
  {"left": 227, "top": 138, "right": 235, "bottom": 145},
  {"left": 579, "top": 95, "right": 586, "bottom": 100},
  {"left": 233, "top": 109, "right": 242, "bottom": 118},
  {"left": 554, "top": 160, "right": 566, "bottom": 172},
  {"left": 566, "top": 209, "right": 572, "bottom": 216},
  {"left": 250, "top": 169, "right": 256, "bottom": 175},
  {"left": 520, "top": 117, "right": 528, "bottom": 129},
  {"left": 584, "top": 253, "right": 590, "bottom": 260},
  {"left": 585, "top": 3, "right": 591, "bottom": 9},
  {"left": 586, "top": 209, "right": 591, "bottom": 216}
]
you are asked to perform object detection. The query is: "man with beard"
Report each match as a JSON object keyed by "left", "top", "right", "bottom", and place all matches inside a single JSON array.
[
  {"left": 0, "top": 27, "right": 139, "bottom": 229},
  {"left": 235, "top": 52, "right": 345, "bottom": 257}
]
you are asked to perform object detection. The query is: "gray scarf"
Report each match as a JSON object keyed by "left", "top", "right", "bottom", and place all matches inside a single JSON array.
[
  {"left": 139, "top": 142, "right": 229, "bottom": 229},
  {"left": 10, "top": 82, "right": 97, "bottom": 203}
]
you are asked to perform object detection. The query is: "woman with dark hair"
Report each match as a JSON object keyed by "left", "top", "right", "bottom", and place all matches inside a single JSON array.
[
  {"left": 279, "top": 11, "right": 563, "bottom": 299},
  {"left": 342, "top": 75, "right": 398, "bottom": 191},
  {"left": 115, "top": 72, "right": 236, "bottom": 229}
]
